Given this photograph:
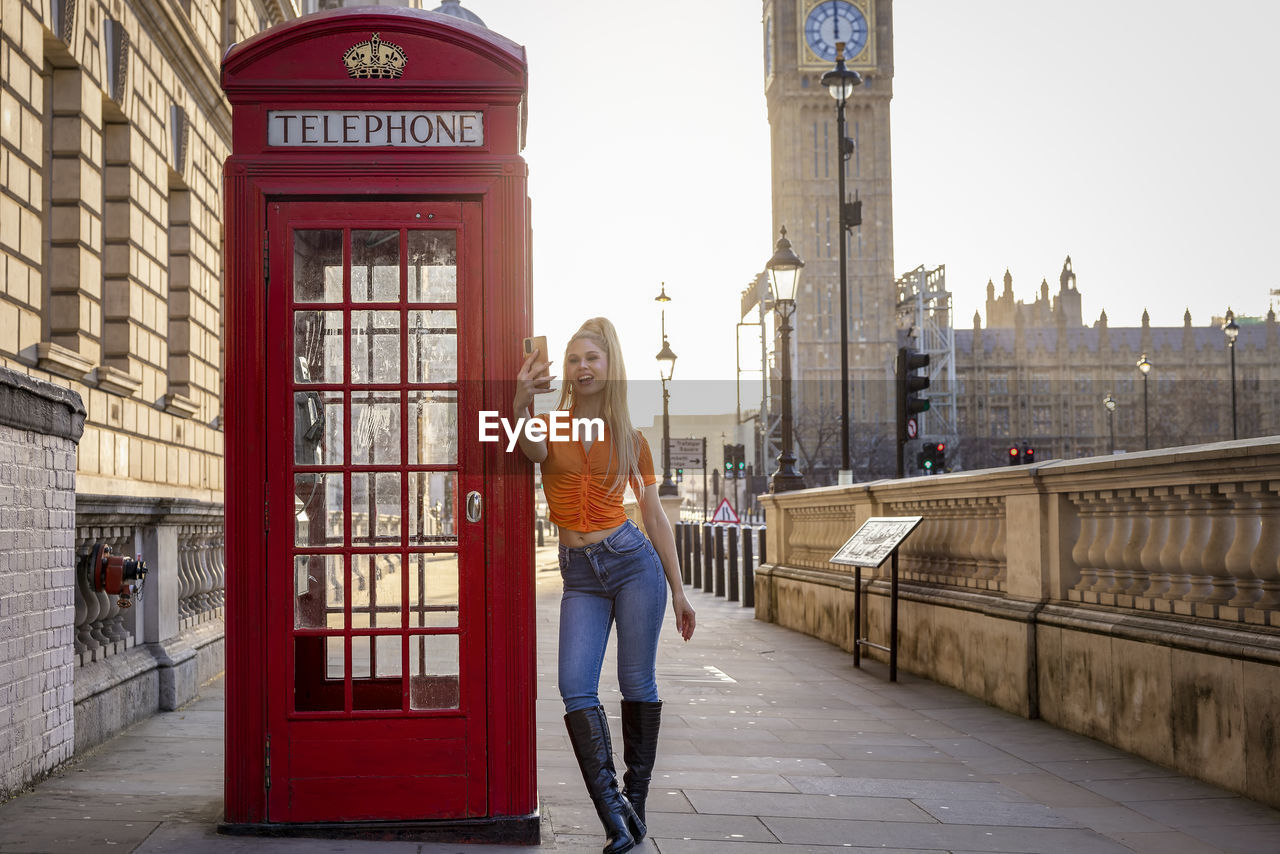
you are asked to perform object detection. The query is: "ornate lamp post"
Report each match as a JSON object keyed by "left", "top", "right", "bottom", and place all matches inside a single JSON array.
[
  {"left": 821, "top": 41, "right": 862, "bottom": 480},
  {"left": 766, "top": 227, "right": 806, "bottom": 493},
  {"left": 655, "top": 284, "right": 678, "bottom": 496},
  {"left": 1223, "top": 309, "right": 1239, "bottom": 440},
  {"left": 1102, "top": 393, "right": 1117, "bottom": 454},
  {"left": 1136, "top": 354, "right": 1152, "bottom": 450}
]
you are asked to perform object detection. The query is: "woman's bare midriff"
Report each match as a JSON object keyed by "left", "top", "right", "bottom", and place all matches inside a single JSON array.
[{"left": 559, "top": 522, "right": 625, "bottom": 548}]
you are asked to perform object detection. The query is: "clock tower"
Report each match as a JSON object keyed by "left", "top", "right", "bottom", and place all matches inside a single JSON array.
[{"left": 763, "top": 0, "right": 895, "bottom": 479}]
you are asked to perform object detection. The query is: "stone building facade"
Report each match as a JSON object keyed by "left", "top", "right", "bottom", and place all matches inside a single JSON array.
[
  {"left": 950, "top": 257, "right": 1280, "bottom": 470},
  {"left": 0, "top": 0, "right": 295, "bottom": 766}
]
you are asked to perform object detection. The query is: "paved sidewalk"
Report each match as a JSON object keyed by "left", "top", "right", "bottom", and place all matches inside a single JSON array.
[{"left": 2, "top": 543, "right": 1280, "bottom": 853}]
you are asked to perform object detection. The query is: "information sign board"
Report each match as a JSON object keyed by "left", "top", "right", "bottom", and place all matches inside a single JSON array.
[{"left": 829, "top": 516, "right": 923, "bottom": 569}]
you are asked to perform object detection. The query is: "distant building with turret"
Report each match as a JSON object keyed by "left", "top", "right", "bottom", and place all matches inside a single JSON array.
[{"left": 946, "top": 257, "right": 1280, "bottom": 470}]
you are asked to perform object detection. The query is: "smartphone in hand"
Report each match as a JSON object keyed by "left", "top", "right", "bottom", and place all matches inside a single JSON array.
[{"left": 522, "top": 336, "right": 552, "bottom": 390}]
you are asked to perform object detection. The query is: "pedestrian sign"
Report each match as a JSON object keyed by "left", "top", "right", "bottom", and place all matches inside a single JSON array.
[{"left": 710, "top": 498, "right": 739, "bottom": 525}]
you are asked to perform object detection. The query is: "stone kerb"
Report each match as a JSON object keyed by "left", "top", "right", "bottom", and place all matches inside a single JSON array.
[{"left": 0, "top": 367, "right": 84, "bottom": 800}]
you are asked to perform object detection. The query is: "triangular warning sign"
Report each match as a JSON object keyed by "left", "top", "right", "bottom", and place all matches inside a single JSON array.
[{"left": 710, "top": 498, "right": 739, "bottom": 525}]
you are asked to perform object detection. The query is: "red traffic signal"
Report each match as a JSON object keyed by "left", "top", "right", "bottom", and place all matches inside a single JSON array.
[
  {"left": 1008, "top": 446, "right": 1020, "bottom": 465},
  {"left": 1024, "top": 446, "right": 1035, "bottom": 462}
]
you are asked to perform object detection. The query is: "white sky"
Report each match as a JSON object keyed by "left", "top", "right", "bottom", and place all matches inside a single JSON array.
[{"left": 469, "top": 1, "right": 1280, "bottom": 424}]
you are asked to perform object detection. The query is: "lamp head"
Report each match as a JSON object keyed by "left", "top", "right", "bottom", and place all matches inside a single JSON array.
[
  {"left": 765, "top": 226, "right": 804, "bottom": 304},
  {"left": 1223, "top": 308, "right": 1240, "bottom": 344},
  {"left": 820, "top": 42, "right": 862, "bottom": 101},
  {"left": 656, "top": 337, "right": 677, "bottom": 382},
  {"left": 1136, "top": 354, "right": 1152, "bottom": 376},
  {"left": 1103, "top": 393, "right": 1117, "bottom": 412},
  {"left": 655, "top": 281, "right": 671, "bottom": 304}
]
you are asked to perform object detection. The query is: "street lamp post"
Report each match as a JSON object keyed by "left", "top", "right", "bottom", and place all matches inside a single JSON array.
[
  {"left": 655, "top": 284, "right": 678, "bottom": 496},
  {"left": 1136, "top": 355, "right": 1152, "bottom": 450},
  {"left": 1223, "top": 309, "right": 1239, "bottom": 440},
  {"left": 1103, "top": 393, "right": 1117, "bottom": 454},
  {"left": 821, "top": 41, "right": 862, "bottom": 480},
  {"left": 765, "top": 227, "right": 806, "bottom": 493}
]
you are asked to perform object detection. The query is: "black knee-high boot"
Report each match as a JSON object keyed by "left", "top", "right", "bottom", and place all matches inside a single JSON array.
[
  {"left": 621, "top": 700, "right": 663, "bottom": 826},
  {"left": 564, "top": 706, "right": 644, "bottom": 854}
]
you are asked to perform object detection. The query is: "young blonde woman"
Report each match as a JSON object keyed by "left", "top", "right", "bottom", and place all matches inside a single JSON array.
[{"left": 513, "top": 317, "right": 695, "bottom": 854}]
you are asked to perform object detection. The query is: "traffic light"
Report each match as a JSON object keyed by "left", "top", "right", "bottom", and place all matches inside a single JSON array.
[
  {"left": 895, "top": 347, "right": 931, "bottom": 441},
  {"left": 734, "top": 444, "right": 747, "bottom": 478},
  {"left": 1007, "top": 443, "right": 1034, "bottom": 465},
  {"left": 917, "top": 441, "right": 946, "bottom": 474},
  {"left": 675, "top": 467, "right": 683, "bottom": 483},
  {"left": 723, "top": 443, "right": 734, "bottom": 476}
]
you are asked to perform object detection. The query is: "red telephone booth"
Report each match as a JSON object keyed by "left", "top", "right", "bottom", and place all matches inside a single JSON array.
[{"left": 220, "top": 8, "right": 536, "bottom": 840}]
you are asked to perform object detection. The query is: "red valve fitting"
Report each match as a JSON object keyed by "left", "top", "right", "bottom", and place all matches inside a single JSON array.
[{"left": 89, "top": 543, "right": 148, "bottom": 608}]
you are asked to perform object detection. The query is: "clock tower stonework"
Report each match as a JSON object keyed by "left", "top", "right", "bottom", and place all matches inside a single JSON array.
[{"left": 763, "top": 0, "right": 895, "bottom": 477}]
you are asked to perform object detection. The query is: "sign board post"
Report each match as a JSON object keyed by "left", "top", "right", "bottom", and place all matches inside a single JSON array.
[{"left": 829, "top": 516, "right": 923, "bottom": 682}]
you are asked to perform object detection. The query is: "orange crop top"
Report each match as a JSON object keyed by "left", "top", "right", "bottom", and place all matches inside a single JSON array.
[{"left": 535, "top": 414, "right": 658, "bottom": 533}]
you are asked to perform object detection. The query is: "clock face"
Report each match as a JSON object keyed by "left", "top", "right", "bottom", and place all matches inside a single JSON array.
[
  {"left": 805, "top": 1, "right": 869, "bottom": 64},
  {"left": 765, "top": 16, "right": 773, "bottom": 78}
]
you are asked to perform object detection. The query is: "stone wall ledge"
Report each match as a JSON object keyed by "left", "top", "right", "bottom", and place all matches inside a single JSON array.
[{"left": 0, "top": 366, "right": 86, "bottom": 442}]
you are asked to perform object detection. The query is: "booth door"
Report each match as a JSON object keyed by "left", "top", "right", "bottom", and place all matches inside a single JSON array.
[{"left": 265, "top": 200, "right": 486, "bottom": 822}]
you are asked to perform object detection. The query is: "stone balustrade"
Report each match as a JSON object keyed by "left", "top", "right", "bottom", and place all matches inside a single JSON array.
[
  {"left": 756, "top": 437, "right": 1280, "bottom": 809},
  {"left": 71, "top": 496, "right": 225, "bottom": 750},
  {"left": 761, "top": 440, "right": 1280, "bottom": 627}
]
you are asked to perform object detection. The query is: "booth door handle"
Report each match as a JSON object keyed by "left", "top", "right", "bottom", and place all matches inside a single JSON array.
[{"left": 466, "top": 491, "right": 482, "bottom": 523}]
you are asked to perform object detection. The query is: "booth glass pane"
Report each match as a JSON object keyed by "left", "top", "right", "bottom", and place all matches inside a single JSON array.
[
  {"left": 408, "top": 553, "right": 459, "bottom": 628},
  {"left": 294, "top": 554, "right": 344, "bottom": 629},
  {"left": 409, "top": 471, "right": 458, "bottom": 546},
  {"left": 408, "top": 391, "right": 457, "bottom": 464},
  {"left": 293, "top": 311, "right": 343, "bottom": 384},
  {"left": 352, "top": 553, "right": 402, "bottom": 628},
  {"left": 407, "top": 311, "right": 457, "bottom": 383},
  {"left": 351, "top": 230, "right": 400, "bottom": 303},
  {"left": 409, "top": 635, "right": 460, "bottom": 710},
  {"left": 293, "top": 230, "right": 343, "bottom": 303},
  {"left": 294, "top": 391, "right": 343, "bottom": 466},
  {"left": 350, "top": 392, "right": 401, "bottom": 465},
  {"left": 350, "top": 310, "right": 400, "bottom": 384},
  {"left": 294, "top": 635, "right": 344, "bottom": 712},
  {"left": 407, "top": 231, "right": 457, "bottom": 302},
  {"left": 294, "top": 473, "right": 344, "bottom": 547},
  {"left": 351, "top": 472, "right": 401, "bottom": 546},
  {"left": 352, "top": 635, "right": 403, "bottom": 679}
]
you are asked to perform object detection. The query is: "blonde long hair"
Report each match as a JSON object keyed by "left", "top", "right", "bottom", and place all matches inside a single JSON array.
[{"left": 555, "top": 318, "right": 643, "bottom": 494}]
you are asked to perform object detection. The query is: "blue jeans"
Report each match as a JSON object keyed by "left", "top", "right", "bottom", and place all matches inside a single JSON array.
[{"left": 558, "top": 520, "right": 668, "bottom": 713}]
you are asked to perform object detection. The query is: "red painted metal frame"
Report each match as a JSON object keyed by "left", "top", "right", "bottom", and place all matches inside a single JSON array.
[{"left": 222, "top": 9, "right": 534, "bottom": 829}]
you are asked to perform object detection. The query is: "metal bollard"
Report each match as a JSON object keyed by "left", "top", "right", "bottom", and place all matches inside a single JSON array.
[
  {"left": 714, "top": 525, "right": 726, "bottom": 597},
  {"left": 727, "top": 526, "right": 739, "bottom": 602},
  {"left": 692, "top": 522, "right": 702, "bottom": 588},
  {"left": 675, "top": 524, "right": 687, "bottom": 585},
  {"left": 703, "top": 524, "right": 714, "bottom": 593},
  {"left": 537, "top": 519, "right": 544, "bottom": 547},
  {"left": 742, "top": 526, "right": 755, "bottom": 608}
]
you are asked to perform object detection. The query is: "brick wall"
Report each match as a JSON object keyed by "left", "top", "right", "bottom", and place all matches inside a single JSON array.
[{"left": 0, "top": 367, "right": 84, "bottom": 799}]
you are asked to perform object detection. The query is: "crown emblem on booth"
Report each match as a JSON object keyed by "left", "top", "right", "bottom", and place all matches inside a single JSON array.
[{"left": 342, "top": 33, "right": 408, "bottom": 79}]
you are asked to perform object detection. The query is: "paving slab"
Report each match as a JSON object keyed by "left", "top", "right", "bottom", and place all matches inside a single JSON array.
[{"left": 3, "top": 545, "right": 1280, "bottom": 853}]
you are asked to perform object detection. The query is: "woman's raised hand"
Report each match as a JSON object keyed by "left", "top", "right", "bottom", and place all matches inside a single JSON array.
[{"left": 513, "top": 348, "right": 555, "bottom": 414}]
